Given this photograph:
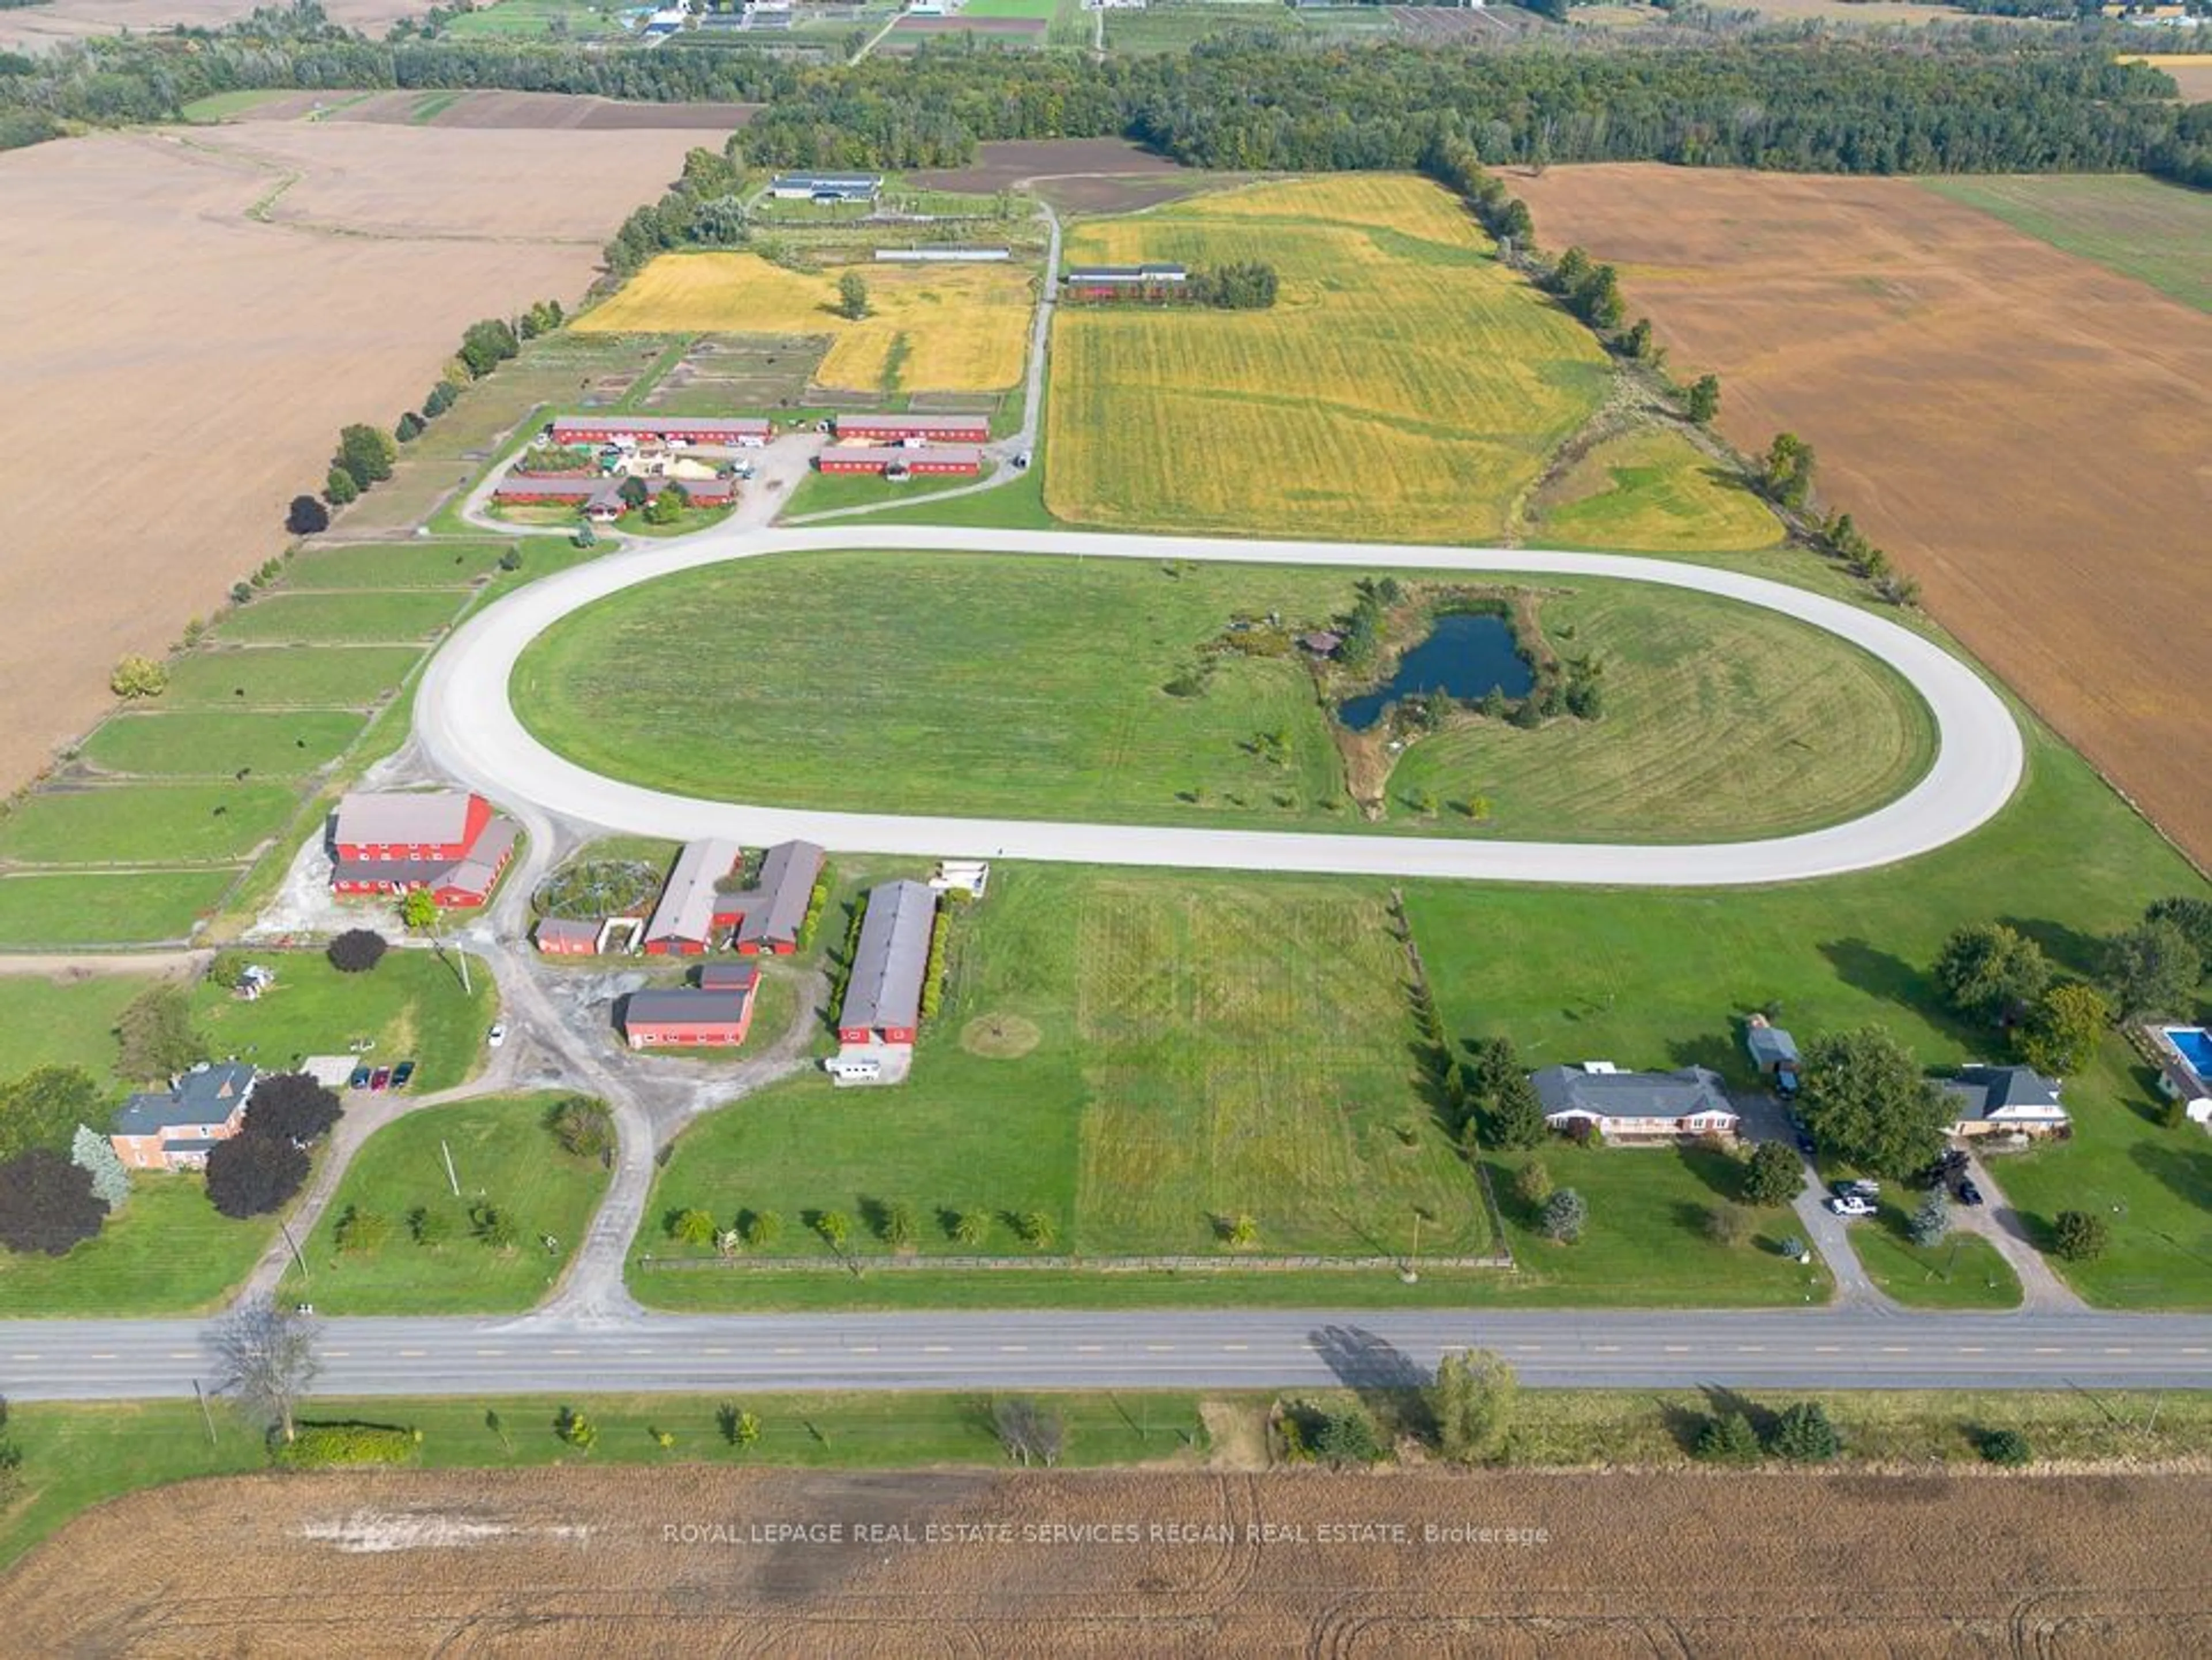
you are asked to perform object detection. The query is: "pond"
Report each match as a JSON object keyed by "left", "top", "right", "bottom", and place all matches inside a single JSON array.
[{"left": 1336, "top": 611, "right": 1534, "bottom": 732}]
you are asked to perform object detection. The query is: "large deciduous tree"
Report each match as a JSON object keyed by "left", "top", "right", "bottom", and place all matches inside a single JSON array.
[
  {"left": 335, "top": 423, "right": 397, "bottom": 490},
  {"left": 0, "top": 1149, "right": 105, "bottom": 1256},
  {"left": 2143, "top": 897, "right": 2212, "bottom": 970},
  {"left": 1430, "top": 1347, "right": 1517, "bottom": 1464},
  {"left": 204, "top": 1132, "right": 309, "bottom": 1219},
  {"left": 243, "top": 1073, "right": 343, "bottom": 1148},
  {"left": 1740, "top": 1139, "right": 1803, "bottom": 1208},
  {"left": 1933, "top": 922, "right": 2052, "bottom": 1026},
  {"left": 2017, "top": 983, "right": 2112, "bottom": 1077},
  {"left": 1797, "top": 1026, "right": 1949, "bottom": 1179},
  {"left": 114, "top": 984, "right": 204, "bottom": 1083},
  {"left": 325, "top": 928, "right": 387, "bottom": 973},
  {"left": 0, "top": 1066, "right": 105, "bottom": 1161},
  {"left": 2101, "top": 920, "right": 2201, "bottom": 1019},
  {"left": 209, "top": 1295, "right": 320, "bottom": 1445}
]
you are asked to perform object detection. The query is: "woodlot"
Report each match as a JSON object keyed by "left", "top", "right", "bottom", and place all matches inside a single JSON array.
[
  {"left": 0, "top": 122, "right": 700, "bottom": 801},
  {"left": 1511, "top": 164, "right": 2212, "bottom": 868},
  {"left": 6, "top": 1465, "right": 2207, "bottom": 1653}
]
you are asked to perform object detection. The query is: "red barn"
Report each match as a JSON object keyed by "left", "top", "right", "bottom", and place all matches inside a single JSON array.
[
  {"left": 492, "top": 475, "right": 599, "bottom": 505},
  {"left": 643, "top": 838, "right": 743, "bottom": 955},
  {"left": 834, "top": 879, "right": 937, "bottom": 1046},
  {"left": 623, "top": 984, "right": 757, "bottom": 1049},
  {"left": 729, "top": 840, "right": 825, "bottom": 956},
  {"left": 551, "top": 415, "right": 772, "bottom": 448},
  {"left": 535, "top": 918, "right": 600, "bottom": 956},
  {"left": 830, "top": 413, "right": 990, "bottom": 444},
  {"left": 817, "top": 444, "right": 982, "bottom": 477},
  {"left": 330, "top": 792, "right": 517, "bottom": 907}
]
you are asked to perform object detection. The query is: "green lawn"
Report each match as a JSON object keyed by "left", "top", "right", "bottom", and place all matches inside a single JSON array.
[
  {"left": 1851, "top": 1207, "right": 2022, "bottom": 1309},
  {"left": 0, "top": 781, "right": 301, "bottom": 866},
  {"left": 0, "top": 970, "right": 168, "bottom": 1087},
  {"left": 283, "top": 1095, "right": 611, "bottom": 1314},
  {"left": 517, "top": 550, "right": 1931, "bottom": 844},
  {"left": 161, "top": 646, "right": 422, "bottom": 710},
  {"left": 190, "top": 947, "right": 497, "bottom": 1095},
  {"left": 283, "top": 540, "right": 512, "bottom": 589},
  {"left": 0, "top": 1176, "right": 272, "bottom": 1318},
  {"left": 210, "top": 590, "right": 470, "bottom": 645},
  {"left": 0, "top": 869, "right": 236, "bottom": 948},
  {"left": 442, "top": 0, "right": 626, "bottom": 39},
  {"left": 1923, "top": 173, "right": 2212, "bottom": 314},
  {"left": 80, "top": 710, "right": 367, "bottom": 779},
  {"left": 1482, "top": 1144, "right": 1833, "bottom": 1307},
  {"left": 639, "top": 866, "right": 1487, "bottom": 1285},
  {"left": 782, "top": 464, "right": 998, "bottom": 519},
  {"left": 1993, "top": 1036, "right": 2212, "bottom": 1309}
]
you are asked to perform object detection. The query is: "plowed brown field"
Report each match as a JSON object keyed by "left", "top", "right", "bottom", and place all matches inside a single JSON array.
[
  {"left": 0, "top": 0, "right": 414, "bottom": 52},
  {"left": 1514, "top": 165, "right": 2212, "bottom": 867},
  {"left": 0, "top": 123, "right": 699, "bottom": 796},
  {"left": 5, "top": 1466, "right": 2208, "bottom": 1653}
]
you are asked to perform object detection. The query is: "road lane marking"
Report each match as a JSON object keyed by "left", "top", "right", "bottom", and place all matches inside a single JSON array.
[
  {"left": 9, "top": 1355, "right": 37, "bottom": 1362},
  {"left": 2184, "top": 1347, "right": 2208, "bottom": 1357},
  {"left": 999, "top": 1345, "right": 1029, "bottom": 1353},
  {"left": 1076, "top": 1344, "right": 1104, "bottom": 1353},
  {"left": 550, "top": 1348, "right": 581, "bottom": 1357},
  {"left": 1515, "top": 1345, "right": 1543, "bottom": 1353},
  {"left": 849, "top": 1345, "right": 877, "bottom": 1355},
  {"left": 702, "top": 1348, "right": 729, "bottom": 1357},
  {"left": 2035, "top": 1347, "right": 2065, "bottom": 1355},
  {"left": 88, "top": 1352, "right": 115, "bottom": 1360},
  {"left": 1222, "top": 1343, "right": 1249, "bottom": 1352},
  {"left": 1663, "top": 1345, "right": 1691, "bottom": 1354},
  {"left": 1593, "top": 1344, "right": 1620, "bottom": 1353},
  {"left": 475, "top": 1349, "right": 506, "bottom": 1358},
  {"left": 1737, "top": 1345, "right": 1766, "bottom": 1354},
  {"left": 1814, "top": 1345, "right": 1841, "bottom": 1354},
  {"left": 2104, "top": 1347, "right": 2133, "bottom": 1355},
  {"left": 1882, "top": 1346, "right": 1911, "bottom": 1354},
  {"left": 923, "top": 1344, "right": 951, "bottom": 1353},
  {"left": 1146, "top": 1344, "right": 1175, "bottom": 1353},
  {"left": 169, "top": 1351, "right": 198, "bottom": 1360},
  {"left": 774, "top": 1346, "right": 804, "bottom": 1356},
  {"left": 325, "top": 1349, "right": 350, "bottom": 1358},
  {"left": 1957, "top": 1347, "right": 1984, "bottom": 1355}
]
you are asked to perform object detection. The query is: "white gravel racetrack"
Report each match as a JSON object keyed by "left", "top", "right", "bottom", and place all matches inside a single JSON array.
[{"left": 416, "top": 527, "right": 2024, "bottom": 887}]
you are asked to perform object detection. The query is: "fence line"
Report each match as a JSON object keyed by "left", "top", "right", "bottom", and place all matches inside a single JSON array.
[{"left": 639, "top": 1251, "right": 1515, "bottom": 1275}]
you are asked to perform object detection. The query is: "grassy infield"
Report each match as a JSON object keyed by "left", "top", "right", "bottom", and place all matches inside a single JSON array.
[{"left": 0, "top": 171, "right": 2207, "bottom": 1567}]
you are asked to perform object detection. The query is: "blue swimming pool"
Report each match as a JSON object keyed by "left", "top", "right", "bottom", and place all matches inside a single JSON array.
[{"left": 2165, "top": 1026, "right": 2212, "bottom": 1080}]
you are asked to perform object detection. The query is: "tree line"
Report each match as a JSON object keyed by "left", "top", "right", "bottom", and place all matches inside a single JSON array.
[{"left": 3, "top": 14, "right": 2204, "bottom": 186}]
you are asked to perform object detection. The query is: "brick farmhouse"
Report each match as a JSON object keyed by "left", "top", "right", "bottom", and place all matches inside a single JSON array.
[{"left": 109, "top": 1061, "right": 255, "bottom": 1171}]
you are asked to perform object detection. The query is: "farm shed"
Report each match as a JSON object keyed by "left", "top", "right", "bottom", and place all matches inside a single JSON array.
[
  {"left": 622, "top": 985, "right": 757, "bottom": 1050},
  {"left": 818, "top": 444, "right": 983, "bottom": 477},
  {"left": 769, "top": 172, "right": 882, "bottom": 203},
  {"left": 1063, "top": 263, "right": 1188, "bottom": 301},
  {"left": 534, "top": 917, "right": 600, "bottom": 956},
  {"left": 831, "top": 413, "right": 990, "bottom": 444},
  {"left": 874, "top": 247, "right": 1012, "bottom": 263},
  {"left": 492, "top": 474, "right": 599, "bottom": 505},
  {"left": 550, "top": 415, "right": 772, "bottom": 449},
  {"left": 698, "top": 961, "right": 762, "bottom": 994},
  {"left": 643, "top": 837, "right": 744, "bottom": 955},
  {"left": 109, "top": 1061, "right": 253, "bottom": 1171},
  {"left": 1531, "top": 1062, "right": 1740, "bottom": 1141},
  {"left": 835, "top": 879, "right": 938, "bottom": 1046},
  {"left": 729, "top": 838, "right": 826, "bottom": 955}
]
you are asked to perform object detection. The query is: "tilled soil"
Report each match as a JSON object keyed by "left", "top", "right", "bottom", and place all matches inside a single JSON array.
[{"left": 5, "top": 1465, "right": 2207, "bottom": 1654}]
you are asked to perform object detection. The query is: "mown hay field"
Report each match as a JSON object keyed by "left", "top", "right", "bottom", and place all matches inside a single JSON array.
[
  {"left": 574, "top": 252, "right": 1036, "bottom": 391},
  {"left": 1533, "top": 427, "right": 1785, "bottom": 554},
  {"left": 1047, "top": 175, "right": 1611, "bottom": 542},
  {"left": 8, "top": 1465, "right": 2209, "bottom": 1654},
  {"left": 1512, "top": 164, "right": 2212, "bottom": 867}
]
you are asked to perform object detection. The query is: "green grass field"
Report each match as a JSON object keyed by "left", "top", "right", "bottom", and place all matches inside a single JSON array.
[
  {"left": 283, "top": 540, "right": 510, "bottom": 590},
  {"left": 1924, "top": 173, "right": 2212, "bottom": 314},
  {"left": 209, "top": 590, "right": 470, "bottom": 645},
  {"left": 441, "top": 0, "right": 626, "bottom": 40},
  {"left": 79, "top": 710, "right": 368, "bottom": 779},
  {"left": 283, "top": 1095, "right": 611, "bottom": 1314},
  {"left": 1533, "top": 427, "right": 1786, "bottom": 554},
  {"left": 190, "top": 948, "right": 497, "bottom": 1096},
  {"left": 517, "top": 550, "right": 1931, "bottom": 844},
  {"left": 0, "top": 1176, "right": 273, "bottom": 1318},
  {"left": 160, "top": 646, "right": 422, "bottom": 710},
  {"left": 1850, "top": 1208, "right": 2021, "bottom": 1310},
  {"left": 1048, "top": 175, "right": 1613, "bottom": 542},
  {"left": 640, "top": 867, "right": 1488, "bottom": 1280},
  {"left": 1991, "top": 1038, "right": 2212, "bottom": 1309},
  {"left": 0, "top": 869, "right": 236, "bottom": 947},
  {"left": 0, "top": 970, "right": 168, "bottom": 1087},
  {"left": 1483, "top": 1144, "right": 1833, "bottom": 1306},
  {"left": 0, "top": 781, "right": 300, "bottom": 865}
]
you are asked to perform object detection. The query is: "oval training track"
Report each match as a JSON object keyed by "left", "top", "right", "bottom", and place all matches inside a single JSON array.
[{"left": 415, "top": 527, "right": 2024, "bottom": 887}]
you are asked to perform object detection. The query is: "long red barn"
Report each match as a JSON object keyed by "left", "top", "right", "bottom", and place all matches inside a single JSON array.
[
  {"left": 831, "top": 413, "right": 989, "bottom": 444},
  {"left": 818, "top": 445, "right": 983, "bottom": 477},
  {"left": 551, "top": 415, "right": 772, "bottom": 447}
]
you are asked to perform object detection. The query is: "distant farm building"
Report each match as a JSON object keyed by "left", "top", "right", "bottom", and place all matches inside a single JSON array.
[
  {"left": 835, "top": 879, "right": 938, "bottom": 1047},
  {"left": 329, "top": 791, "right": 517, "bottom": 907},
  {"left": 110, "top": 1062, "right": 255, "bottom": 1172},
  {"left": 770, "top": 172, "right": 883, "bottom": 203},
  {"left": 728, "top": 840, "right": 826, "bottom": 956},
  {"left": 1063, "top": 263, "right": 1188, "bottom": 301},
  {"left": 817, "top": 444, "right": 983, "bottom": 478},
  {"left": 831, "top": 413, "right": 991, "bottom": 444},
  {"left": 622, "top": 984, "right": 758, "bottom": 1050},
  {"left": 874, "top": 247, "right": 1011, "bottom": 263},
  {"left": 643, "top": 838, "right": 744, "bottom": 956},
  {"left": 491, "top": 468, "right": 735, "bottom": 522},
  {"left": 533, "top": 917, "right": 603, "bottom": 956},
  {"left": 550, "top": 415, "right": 772, "bottom": 448},
  {"left": 699, "top": 961, "right": 762, "bottom": 993}
]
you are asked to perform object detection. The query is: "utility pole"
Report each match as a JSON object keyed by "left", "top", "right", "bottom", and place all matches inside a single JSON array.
[
  {"left": 281, "top": 1219, "right": 309, "bottom": 1286},
  {"left": 442, "top": 1138, "right": 461, "bottom": 1199},
  {"left": 193, "top": 1378, "right": 217, "bottom": 1446}
]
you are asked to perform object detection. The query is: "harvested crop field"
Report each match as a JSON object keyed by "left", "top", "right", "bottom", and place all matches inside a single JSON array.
[
  {"left": 231, "top": 89, "right": 760, "bottom": 132},
  {"left": 577, "top": 252, "right": 1036, "bottom": 391},
  {"left": 1922, "top": 172, "right": 2212, "bottom": 313},
  {"left": 0, "top": 0, "right": 412, "bottom": 52},
  {"left": 1512, "top": 164, "right": 2212, "bottom": 867},
  {"left": 7, "top": 1466, "right": 2209, "bottom": 1653},
  {"left": 908, "top": 137, "right": 1211, "bottom": 214},
  {"left": 0, "top": 122, "right": 699, "bottom": 801}
]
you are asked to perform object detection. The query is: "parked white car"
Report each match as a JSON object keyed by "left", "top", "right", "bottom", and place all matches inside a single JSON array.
[
  {"left": 487, "top": 1022, "right": 509, "bottom": 1050},
  {"left": 1827, "top": 1194, "right": 1876, "bottom": 1218}
]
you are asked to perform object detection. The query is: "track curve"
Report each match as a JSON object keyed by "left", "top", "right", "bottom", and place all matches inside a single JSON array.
[{"left": 416, "top": 527, "right": 2023, "bottom": 887}]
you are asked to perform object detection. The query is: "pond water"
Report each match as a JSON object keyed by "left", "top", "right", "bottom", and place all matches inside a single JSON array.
[{"left": 1336, "top": 611, "right": 1534, "bottom": 732}]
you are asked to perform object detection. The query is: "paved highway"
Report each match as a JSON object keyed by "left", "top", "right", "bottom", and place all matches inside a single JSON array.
[
  {"left": 418, "top": 525, "right": 2024, "bottom": 887},
  {"left": 7, "top": 1310, "right": 2209, "bottom": 1401}
]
